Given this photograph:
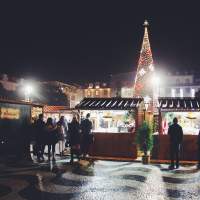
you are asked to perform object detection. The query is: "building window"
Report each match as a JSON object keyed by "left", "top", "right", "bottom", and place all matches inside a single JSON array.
[
  {"left": 89, "top": 83, "right": 93, "bottom": 88},
  {"left": 171, "top": 89, "right": 175, "bottom": 97},
  {"left": 185, "top": 78, "right": 190, "bottom": 84},
  {"left": 180, "top": 88, "right": 183, "bottom": 97},
  {"left": 165, "top": 88, "right": 171, "bottom": 95},
  {"left": 186, "top": 87, "right": 190, "bottom": 93},
  {"left": 191, "top": 88, "right": 195, "bottom": 98},
  {"left": 95, "top": 90, "right": 99, "bottom": 96},
  {"left": 87, "top": 91, "right": 91, "bottom": 96},
  {"left": 95, "top": 82, "right": 100, "bottom": 89}
]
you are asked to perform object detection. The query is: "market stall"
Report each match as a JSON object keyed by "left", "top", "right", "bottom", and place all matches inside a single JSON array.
[
  {"left": 76, "top": 97, "right": 143, "bottom": 158},
  {"left": 152, "top": 97, "right": 200, "bottom": 161},
  {"left": 0, "top": 99, "right": 43, "bottom": 154},
  {"left": 43, "top": 105, "right": 79, "bottom": 154},
  {"left": 43, "top": 105, "right": 78, "bottom": 123}
]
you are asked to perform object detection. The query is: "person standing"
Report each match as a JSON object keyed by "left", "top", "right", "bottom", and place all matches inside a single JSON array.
[
  {"left": 45, "top": 117, "right": 57, "bottom": 161},
  {"left": 57, "top": 116, "right": 66, "bottom": 156},
  {"left": 68, "top": 116, "right": 81, "bottom": 164},
  {"left": 168, "top": 117, "right": 183, "bottom": 170},
  {"left": 80, "top": 113, "right": 93, "bottom": 159},
  {"left": 34, "top": 114, "right": 46, "bottom": 162},
  {"left": 197, "top": 130, "right": 200, "bottom": 169}
]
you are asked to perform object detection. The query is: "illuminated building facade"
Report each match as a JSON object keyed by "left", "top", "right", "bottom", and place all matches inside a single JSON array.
[
  {"left": 110, "top": 71, "right": 200, "bottom": 98},
  {"left": 84, "top": 82, "right": 111, "bottom": 98}
]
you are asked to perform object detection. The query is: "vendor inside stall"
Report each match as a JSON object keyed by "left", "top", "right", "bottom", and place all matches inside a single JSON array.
[{"left": 81, "top": 110, "right": 135, "bottom": 133}]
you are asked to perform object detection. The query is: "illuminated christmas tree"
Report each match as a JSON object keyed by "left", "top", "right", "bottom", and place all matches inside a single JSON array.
[{"left": 133, "top": 20, "right": 154, "bottom": 98}]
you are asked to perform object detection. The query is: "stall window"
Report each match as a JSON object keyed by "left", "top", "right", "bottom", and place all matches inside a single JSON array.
[
  {"left": 161, "top": 112, "right": 200, "bottom": 135},
  {"left": 82, "top": 110, "right": 136, "bottom": 133}
]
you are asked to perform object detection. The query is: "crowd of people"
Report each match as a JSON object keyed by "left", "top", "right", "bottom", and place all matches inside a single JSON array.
[
  {"left": 17, "top": 113, "right": 200, "bottom": 169},
  {"left": 33, "top": 113, "right": 93, "bottom": 164}
]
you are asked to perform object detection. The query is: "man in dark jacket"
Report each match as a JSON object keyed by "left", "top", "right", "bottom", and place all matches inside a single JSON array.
[
  {"left": 81, "top": 113, "right": 93, "bottom": 159},
  {"left": 168, "top": 117, "right": 183, "bottom": 169},
  {"left": 68, "top": 116, "right": 81, "bottom": 164},
  {"left": 34, "top": 114, "right": 46, "bottom": 161}
]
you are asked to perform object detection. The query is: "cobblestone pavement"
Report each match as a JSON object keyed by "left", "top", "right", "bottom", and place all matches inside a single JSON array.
[{"left": 0, "top": 157, "right": 200, "bottom": 200}]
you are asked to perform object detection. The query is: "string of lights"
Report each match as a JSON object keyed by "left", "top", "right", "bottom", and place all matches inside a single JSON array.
[{"left": 134, "top": 20, "right": 154, "bottom": 97}]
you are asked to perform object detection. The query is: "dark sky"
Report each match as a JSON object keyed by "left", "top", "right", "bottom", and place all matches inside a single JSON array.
[{"left": 0, "top": 1, "right": 200, "bottom": 83}]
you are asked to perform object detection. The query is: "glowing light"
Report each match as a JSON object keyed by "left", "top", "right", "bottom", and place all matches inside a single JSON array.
[
  {"left": 149, "top": 64, "right": 154, "bottom": 71},
  {"left": 25, "top": 85, "right": 33, "bottom": 95},
  {"left": 180, "top": 89, "right": 183, "bottom": 98},
  {"left": 139, "top": 68, "right": 146, "bottom": 76},
  {"left": 151, "top": 75, "right": 160, "bottom": 86},
  {"left": 191, "top": 88, "right": 195, "bottom": 98},
  {"left": 24, "top": 84, "right": 34, "bottom": 102}
]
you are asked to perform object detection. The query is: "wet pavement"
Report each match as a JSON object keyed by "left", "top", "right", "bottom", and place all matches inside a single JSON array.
[{"left": 0, "top": 157, "right": 200, "bottom": 200}]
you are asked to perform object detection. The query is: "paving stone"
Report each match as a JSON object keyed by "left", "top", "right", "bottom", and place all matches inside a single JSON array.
[{"left": 0, "top": 158, "right": 199, "bottom": 200}]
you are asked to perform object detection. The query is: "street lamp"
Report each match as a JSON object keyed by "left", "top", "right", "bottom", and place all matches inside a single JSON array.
[
  {"left": 143, "top": 96, "right": 151, "bottom": 120},
  {"left": 24, "top": 84, "right": 34, "bottom": 102}
]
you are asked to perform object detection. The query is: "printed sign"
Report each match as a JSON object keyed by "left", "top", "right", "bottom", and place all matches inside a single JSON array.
[{"left": 0, "top": 107, "right": 20, "bottom": 120}]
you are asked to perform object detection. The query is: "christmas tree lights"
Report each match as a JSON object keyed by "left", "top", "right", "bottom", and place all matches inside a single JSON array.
[{"left": 134, "top": 20, "right": 154, "bottom": 97}]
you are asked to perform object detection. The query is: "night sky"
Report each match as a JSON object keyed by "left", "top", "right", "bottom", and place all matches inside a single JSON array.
[{"left": 0, "top": 1, "right": 200, "bottom": 83}]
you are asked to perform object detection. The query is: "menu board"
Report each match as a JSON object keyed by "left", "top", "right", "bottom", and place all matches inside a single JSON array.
[{"left": 0, "top": 107, "right": 20, "bottom": 120}]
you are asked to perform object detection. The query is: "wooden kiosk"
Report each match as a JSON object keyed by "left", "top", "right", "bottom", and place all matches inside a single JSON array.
[
  {"left": 75, "top": 97, "right": 143, "bottom": 159},
  {"left": 0, "top": 99, "right": 43, "bottom": 154},
  {"left": 152, "top": 97, "right": 200, "bottom": 161}
]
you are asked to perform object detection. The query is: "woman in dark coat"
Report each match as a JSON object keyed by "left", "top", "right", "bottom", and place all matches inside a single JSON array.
[
  {"left": 45, "top": 118, "right": 58, "bottom": 161},
  {"left": 68, "top": 116, "right": 81, "bottom": 164}
]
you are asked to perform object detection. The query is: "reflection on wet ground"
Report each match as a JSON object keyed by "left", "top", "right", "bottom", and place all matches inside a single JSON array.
[{"left": 0, "top": 157, "right": 200, "bottom": 200}]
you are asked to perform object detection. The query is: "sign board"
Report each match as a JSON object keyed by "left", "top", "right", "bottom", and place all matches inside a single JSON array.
[{"left": 0, "top": 107, "right": 20, "bottom": 120}]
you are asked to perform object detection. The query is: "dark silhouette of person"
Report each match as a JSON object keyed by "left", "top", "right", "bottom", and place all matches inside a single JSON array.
[
  {"left": 57, "top": 116, "right": 67, "bottom": 156},
  {"left": 168, "top": 117, "right": 183, "bottom": 169},
  {"left": 20, "top": 118, "right": 32, "bottom": 161},
  {"left": 45, "top": 117, "right": 57, "bottom": 161},
  {"left": 34, "top": 114, "right": 45, "bottom": 161},
  {"left": 68, "top": 116, "right": 81, "bottom": 164},
  {"left": 197, "top": 130, "right": 200, "bottom": 169},
  {"left": 80, "top": 113, "right": 93, "bottom": 159}
]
